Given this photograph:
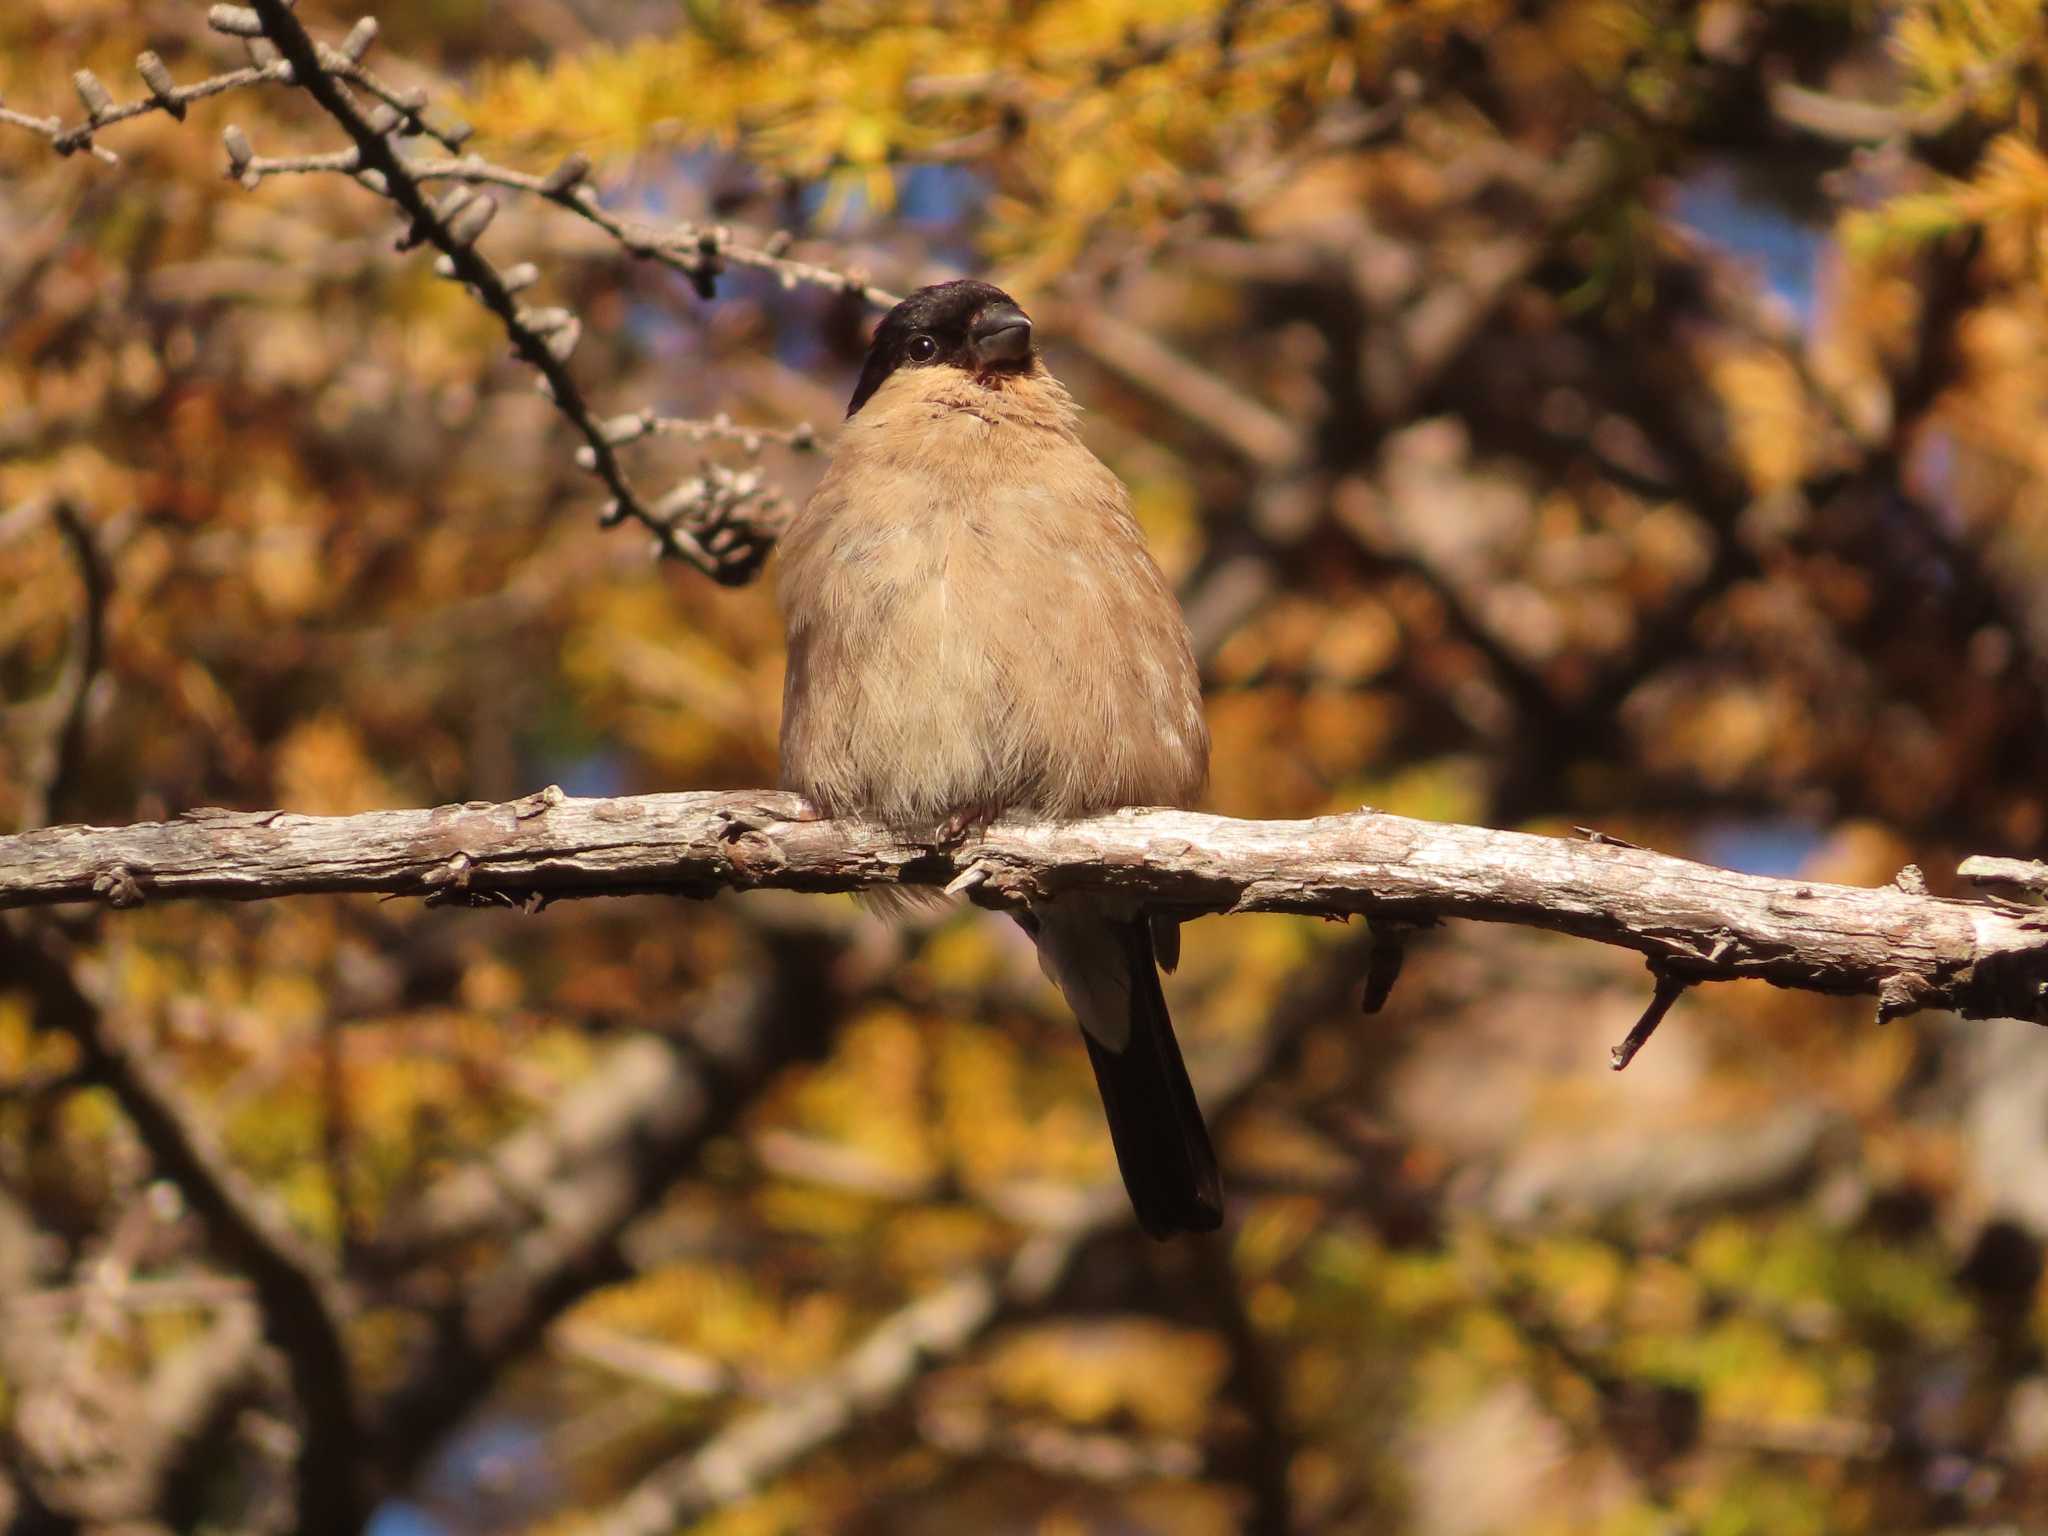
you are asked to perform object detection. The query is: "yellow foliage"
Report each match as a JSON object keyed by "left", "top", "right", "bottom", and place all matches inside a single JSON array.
[
  {"left": 574, "top": 1260, "right": 852, "bottom": 1386},
  {"left": 457, "top": 0, "right": 1506, "bottom": 284},
  {"left": 985, "top": 1318, "right": 1227, "bottom": 1436},
  {"left": 274, "top": 713, "right": 400, "bottom": 816},
  {"left": 1706, "top": 346, "right": 1811, "bottom": 493},
  {"left": 0, "top": 992, "right": 75, "bottom": 1082},
  {"left": 1517, "top": 1235, "right": 1627, "bottom": 1335},
  {"left": 4, "top": 1, "right": 2041, "bottom": 1528},
  {"left": 1414, "top": 1307, "right": 1531, "bottom": 1415},
  {"left": 1891, "top": 0, "right": 2043, "bottom": 113},
  {"left": 1540, "top": 0, "right": 1658, "bottom": 86},
  {"left": 785, "top": 1005, "right": 942, "bottom": 1185}
]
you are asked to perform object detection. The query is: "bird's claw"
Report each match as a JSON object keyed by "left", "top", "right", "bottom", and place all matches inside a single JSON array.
[{"left": 937, "top": 802, "right": 1000, "bottom": 845}]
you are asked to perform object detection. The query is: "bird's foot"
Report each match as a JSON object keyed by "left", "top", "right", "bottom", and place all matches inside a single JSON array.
[{"left": 937, "top": 801, "right": 1001, "bottom": 845}]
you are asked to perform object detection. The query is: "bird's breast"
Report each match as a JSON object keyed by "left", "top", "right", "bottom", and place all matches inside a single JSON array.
[{"left": 778, "top": 411, "right": 1207, "bottom": 831}]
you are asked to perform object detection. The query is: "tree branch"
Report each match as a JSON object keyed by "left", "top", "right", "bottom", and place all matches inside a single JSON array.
[
  {"left": 593, "top": 923, "right": 1338, "bottom": 1536},
  {"left": 0, "top": 923, "right": 365, "bottom": 1536},
  {"left": 5, "top": 790, "right": 2047, "bottom": 1027},
  {"left": 0, "top": 4, "right": 854, "bottom": 586},
  {"left": 366, "top": 928, "right": 844, "bottom": 1488},
  {"left": 4, "top": 500, "right": 111, "bottom": 830},
  {"left": 599, "top": 1206, "right": 1110, "bottom": 1536}
]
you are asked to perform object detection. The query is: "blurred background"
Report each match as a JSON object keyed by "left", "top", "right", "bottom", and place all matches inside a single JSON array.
[{"left": 6, "top": 0, "right": 2048, "bottom": 1531}]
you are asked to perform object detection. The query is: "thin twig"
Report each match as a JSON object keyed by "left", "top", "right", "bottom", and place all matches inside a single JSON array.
[
  {"left": 240, "top": 0, "right": 732, "bottom": 578},
  {"left": 0, "top": 6, "right": 854, "bottom": 586},
  {"left": 1609, "top": 968, "right": 1688, "bottom": 1071}
]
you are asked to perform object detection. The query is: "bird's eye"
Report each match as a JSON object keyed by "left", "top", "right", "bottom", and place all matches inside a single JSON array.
[{"left": 905, "top": 334, "right": 939, "bottom": 362}]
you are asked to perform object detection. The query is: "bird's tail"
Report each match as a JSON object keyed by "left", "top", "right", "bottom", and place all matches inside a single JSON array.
[{"left": 1030, "top": 907, "right": 1222, "bottom": 1238}]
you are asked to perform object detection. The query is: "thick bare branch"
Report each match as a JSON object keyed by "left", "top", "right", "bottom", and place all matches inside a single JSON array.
[{"left": 5, "top": 790, "right": 2046, "bottom": 1027}]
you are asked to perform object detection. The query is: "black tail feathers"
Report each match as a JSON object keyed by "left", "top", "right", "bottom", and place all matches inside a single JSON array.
[{"left": 1079, "top": 920, "right": 1223, "bottom": 1238}]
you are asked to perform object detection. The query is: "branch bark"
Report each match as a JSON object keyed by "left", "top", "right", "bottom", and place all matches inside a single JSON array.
[{"left": 6, "top": 789, "right": 2048, "bottom": 1027}]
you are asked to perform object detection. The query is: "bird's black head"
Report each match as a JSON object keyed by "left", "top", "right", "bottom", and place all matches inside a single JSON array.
[{"left": 845, "top": 279, "right": 1034, "bottom": 417}]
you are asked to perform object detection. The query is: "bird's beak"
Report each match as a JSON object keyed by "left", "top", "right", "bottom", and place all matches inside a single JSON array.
[{"left": 970, "top": 302, "right": 1033, "bottom": 366}]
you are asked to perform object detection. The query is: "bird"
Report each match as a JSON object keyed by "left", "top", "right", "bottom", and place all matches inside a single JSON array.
[{"left": 776, "top": 278, "right": 1221, "bottom": 1238}]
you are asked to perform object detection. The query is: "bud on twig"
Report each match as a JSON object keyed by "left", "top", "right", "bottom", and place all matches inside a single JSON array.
[
  {"left": 520, "top": 307, "right": 571, "bottom": 334},
  {"left": 545, "top": 317, "right": 583, "bottom": 362},
  {"left": 207, "top": 5, "right": 265, "bottom": 37},
  {"left": 72, "top": 70, "right": 113, "bottom": 122},
  {"left": 341, "top": 17, "right": 379, "bottom": 62},
  {"left": 136, "top": 52, "right": 185, "bottom": 118},
  {"left": 655, "top": 479, "right": 708, "bottom": 519},
  {"left": 434, "top": 185, "right": 476, "bottom": 222},
  {"left": 223, "top": 124, "right": 254, "bottom": 178},
  {"left": 445, "top": 193, "right": 498, "bottom": 247},
  {"left": 540, "top": 151, "right": 591, "bottom": 195}
]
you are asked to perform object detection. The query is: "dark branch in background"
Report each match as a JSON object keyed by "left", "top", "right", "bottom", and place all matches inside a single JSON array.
[
  {"left": 3, "top": 500, "right": 110, "bottom": 831},
  {"left": 234, "top": 0, "right": 798, "bottom": 583},
  {"left": 1194, "top": 1234, "right": 1296, "bottom": 1536},
  {"left": 37, "top": 503, "right": 109, "bottom": 829},
  {"left": 367, "top": 928, "right": 843, "bottom": 1488},
  {"left": 593, "top": 932, "right": 1345, "bottom": 1536},
  {"left": 0, "top": 921, "right": 366, "bottom": 1536},
  {"left": 6, "top": 789, "right": 2048, "bottom": 1032},
  {"left": 4, "top": 875, "right": 856, "bottom": 1517}
]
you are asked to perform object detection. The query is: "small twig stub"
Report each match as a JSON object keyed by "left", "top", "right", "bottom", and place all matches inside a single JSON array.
[{"left": 1610, "top": 970, "right": 1688, "bottom": 1071}]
